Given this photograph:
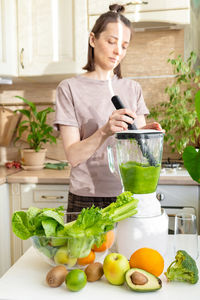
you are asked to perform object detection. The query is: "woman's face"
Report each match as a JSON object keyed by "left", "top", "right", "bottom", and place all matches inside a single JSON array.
[{"left": 90, "top": 21, "right": 131, "bottom": 71}]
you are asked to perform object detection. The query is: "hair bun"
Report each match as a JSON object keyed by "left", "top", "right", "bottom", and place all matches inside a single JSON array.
[{"left": 109, "top": 4, "right": 125, "bottom": 13}]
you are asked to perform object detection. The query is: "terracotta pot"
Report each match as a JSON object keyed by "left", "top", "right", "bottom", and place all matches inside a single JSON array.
[{"left": 21, "top": 149, "right": 47, "bottom": 170}]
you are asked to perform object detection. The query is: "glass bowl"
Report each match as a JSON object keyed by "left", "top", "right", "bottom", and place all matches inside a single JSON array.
[{"left": 31, "top": 212, "right": 116, "bottom": 269}]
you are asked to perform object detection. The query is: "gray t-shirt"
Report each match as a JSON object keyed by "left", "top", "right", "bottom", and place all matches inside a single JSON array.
[{"left": 54, "top": 75, "right": 149, "bottom": 197}]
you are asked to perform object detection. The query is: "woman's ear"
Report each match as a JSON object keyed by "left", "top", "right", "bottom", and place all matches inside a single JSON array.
[{"left": 89, "top": 32, "right": 95, "bottom": 48}]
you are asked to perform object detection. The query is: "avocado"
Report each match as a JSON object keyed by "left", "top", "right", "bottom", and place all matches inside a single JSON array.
[{"left": 125, "top": 268, "right": 162, "bottom": 292}]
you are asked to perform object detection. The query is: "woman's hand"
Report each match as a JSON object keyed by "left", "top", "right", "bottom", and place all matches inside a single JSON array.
[
  {"left": 141, "top": 122, "right": 165, "bottom": 133},
  {"left": 100, "top": 108, "right": 137, "bottom": 137}
]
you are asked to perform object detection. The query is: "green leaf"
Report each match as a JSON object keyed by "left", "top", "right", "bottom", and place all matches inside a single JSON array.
[
  {"left": 42, "top": 219, "right": 58, "bottom": 237},
  {"left": 18, "top": 125, "right": 28, "bottom": 137},
  {"left": 15, "top": 109, "right": 31, "bottom": 119},
  {"left": 195, "top": 90, "right": 200, "bottom": 122},
  {"left": 48, "top": 135, "right": 57, "bottom": 144},
  {"left": 15, "top": 96, "right": 37, "bottom": 117},
  {"left": 37, "top": 107, "right": 54, "bottom": 124},
  {"left": 12, "top": 211, "right": 32, "bottom": 240},
  {"left": 27, "top": 206, "right": 41, "bottom": 223},
  {"left": 39, "top": 210, "right": 64, "bottom": 227},
  {"left": 183, "top": 146, "right": 200, "bottom": 183}
]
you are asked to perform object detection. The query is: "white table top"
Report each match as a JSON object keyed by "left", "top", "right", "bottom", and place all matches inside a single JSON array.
[{"left": 0, "top": 238, "right": 200, "bottom": 300}]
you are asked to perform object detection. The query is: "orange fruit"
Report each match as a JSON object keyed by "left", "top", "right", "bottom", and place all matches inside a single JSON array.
[
  {"left": 129, "top": 247, "right": 164, "bottom": 277},
  {"left": 92, "top": 231, "right": 115, "bottom": 252},
  {"left": 77, "top": 250, "right": 95, "bottom": 266}
]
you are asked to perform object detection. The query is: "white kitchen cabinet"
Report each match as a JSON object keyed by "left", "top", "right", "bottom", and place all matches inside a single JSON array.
[
  {"left": 88, "top": 0, "right": 190, "bottom": 30},
  {"left": 157, "top": 185, "right": 200, "bottom": 233},
  {"left": 0, "top": 183, "right": 11, "bottom": 277},
  {"left": 10, "top": 183, "right": 69, "bottom": 264},
  {"left": 0, "top": 0, "right": 88, "bottom": 77},
  {"left": 0, "top": 0, "right": 18, "bottom": 76},
  {"left": 17, "top": 0, "right": 88, "bottom": 76},
  {"left": 88, "top": 0, "right": 190, "bottom": 15}
]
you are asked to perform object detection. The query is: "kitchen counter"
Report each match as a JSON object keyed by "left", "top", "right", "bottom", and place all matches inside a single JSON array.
[
  {"left": 0, "top": 166, "right": 21, "bottom": 185},
  {"left": 0, "top": 237, "right": 200, "bottom": 300},
  {"left": 0, "top": 165, "right": 198, "bottom": 185},
  {"left": 6, "top": 167, "right": 70, "bottom": 184},
  {"left": 159, "top": 175, "right": 198, "bottom": 185},
  {"left": 159, "top": 168, "right": 198, "bottom": 185}
]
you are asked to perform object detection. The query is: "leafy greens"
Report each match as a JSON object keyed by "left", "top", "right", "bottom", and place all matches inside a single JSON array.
[{"left": 12, "top": 192, "right": 138, "bottom": 258}]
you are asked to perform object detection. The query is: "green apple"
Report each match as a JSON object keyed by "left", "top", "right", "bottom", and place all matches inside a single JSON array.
[
  {"left": 54, "top": 246, "right": 77, "bottom": 266},
  {"left": 103, "top": 253, "right": 130, "bottom": 285}
]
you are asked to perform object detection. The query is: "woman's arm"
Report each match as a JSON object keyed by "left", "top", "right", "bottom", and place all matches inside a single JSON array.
[
  {"left": 60, "top": 108, "right": 136, "bottom": 167},
  {"left": 60, "top": 125, "right": 108, "bottom": 167}
]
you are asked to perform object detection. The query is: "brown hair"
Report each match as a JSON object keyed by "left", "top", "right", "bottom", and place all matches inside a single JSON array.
[{"left": 83, "top": 4, "right": 132, "bottom": 78}]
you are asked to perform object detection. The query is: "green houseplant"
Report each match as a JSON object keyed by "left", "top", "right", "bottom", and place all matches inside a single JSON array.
[
  {"left": 15, "top": 96, "right": 56, "bottom": 169},
  {"left": 148, "top": 51, "right": 200, "bottom": 154},
  {"left": 183, "top": 90, "right": 200, "bottom": 183}
]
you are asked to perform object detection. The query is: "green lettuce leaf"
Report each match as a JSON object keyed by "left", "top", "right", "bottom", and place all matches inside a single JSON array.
[
  {"left": 42, "top": 219, "right": 58, "bottom": 237},
  {"left": 12, "top": 206, "right": 65, "bottom": 240},
  {"left": 39, "top": 209, "right": 64, "bottom": 227},
  {"left": 12, "top": 211, "right": 32, "bottom": 240}
]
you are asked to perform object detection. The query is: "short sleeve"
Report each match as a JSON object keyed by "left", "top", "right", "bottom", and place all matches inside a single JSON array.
[
  {"left": 53, "top": 81, "right": 79, "bottom": 131},
  {"left": 134, "top": 82, "right": 149, "bottom": 116}
]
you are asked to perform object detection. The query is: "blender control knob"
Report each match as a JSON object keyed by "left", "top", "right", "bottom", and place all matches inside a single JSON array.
[{"left": 156, "top": 193, "right": 165, "bottom": 201}]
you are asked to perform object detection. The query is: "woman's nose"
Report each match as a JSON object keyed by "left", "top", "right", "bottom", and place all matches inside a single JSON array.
[{"left": 114, "top": 45, "right": 121, "bottom": 55}]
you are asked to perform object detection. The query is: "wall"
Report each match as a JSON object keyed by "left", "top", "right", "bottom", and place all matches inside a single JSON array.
[{"left": 0, "top": 28, "right": 186, "bottom": 163}]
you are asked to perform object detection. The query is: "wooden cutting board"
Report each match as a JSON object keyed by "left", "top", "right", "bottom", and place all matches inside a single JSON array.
[{"left": 0, "top": 107, "right": 20, "bottom": 146}]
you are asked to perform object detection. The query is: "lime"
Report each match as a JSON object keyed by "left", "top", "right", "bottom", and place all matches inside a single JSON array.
[{"left": 65, "top": 269, "right": 87, "bottom": 292}]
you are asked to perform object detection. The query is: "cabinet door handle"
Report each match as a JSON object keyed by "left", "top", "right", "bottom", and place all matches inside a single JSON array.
[
  {"left": 20, "top": 48, "right": 24, "bottom": 69},
  {"left": 126, "top": 1, "right": 148, "bottom": 6},
  {"left": 41, "top": 195, "right": 64, "bottom": 200}
]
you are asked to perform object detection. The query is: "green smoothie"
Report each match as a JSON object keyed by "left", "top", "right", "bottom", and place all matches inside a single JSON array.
[{"left": 119, "top": 161, "right": 161, "bottom": 194}]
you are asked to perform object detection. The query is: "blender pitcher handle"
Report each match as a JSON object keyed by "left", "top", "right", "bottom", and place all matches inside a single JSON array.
[{"left": 107, "top": 145, "right": 119, "bottom": 177}]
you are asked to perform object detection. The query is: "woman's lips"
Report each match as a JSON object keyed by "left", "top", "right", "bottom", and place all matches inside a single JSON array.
[{"left": 109, "top": 57, "right": 118, "bottom": 63}]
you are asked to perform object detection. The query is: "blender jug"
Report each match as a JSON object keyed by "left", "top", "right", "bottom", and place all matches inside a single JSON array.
[
  {"left": 108, "top": 129, "right": 164, "bottom": 195},
  {"left": 108, "top": 129, "right": 169, "bottom": 258}
]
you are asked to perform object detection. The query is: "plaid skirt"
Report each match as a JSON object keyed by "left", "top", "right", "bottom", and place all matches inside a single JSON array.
[{"left": 66, "top": 192, "right": 117, "bottom": 222}]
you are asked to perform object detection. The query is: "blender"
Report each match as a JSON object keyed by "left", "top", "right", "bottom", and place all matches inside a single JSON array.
[{"left": 107, "top": 129, "right": 168, "bottom": 258}]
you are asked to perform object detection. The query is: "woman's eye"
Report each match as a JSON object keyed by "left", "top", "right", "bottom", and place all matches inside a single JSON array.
[{"left": 108, "top": 40, "right": 115, "bottom": 45}]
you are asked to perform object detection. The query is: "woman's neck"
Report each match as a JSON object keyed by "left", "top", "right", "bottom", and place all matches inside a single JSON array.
[{"left": 82, "top": 68, "right": 115, "bottom": 81}]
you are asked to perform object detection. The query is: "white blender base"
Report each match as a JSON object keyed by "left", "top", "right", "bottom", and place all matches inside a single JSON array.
[
  {"left": 116, "top": 191, "right": 168, "bottom": 259},
  {"left": 116, "top": 209, "right": 168, "bottom": 258},
  {"left": 133, "top": 192, "right": 161, "bottom": 217}
]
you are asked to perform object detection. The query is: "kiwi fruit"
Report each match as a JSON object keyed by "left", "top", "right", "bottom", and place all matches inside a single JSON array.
[
  {"left": 46, "top": 265, "right": 68, "bottom": 287},
  {"left": 85, "top": 262, "right": 104, "bottom": 282}
]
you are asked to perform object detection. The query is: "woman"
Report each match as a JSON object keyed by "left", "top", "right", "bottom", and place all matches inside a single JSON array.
[{"left": 54, "top": 4, "right": 162, "bottom": 213}]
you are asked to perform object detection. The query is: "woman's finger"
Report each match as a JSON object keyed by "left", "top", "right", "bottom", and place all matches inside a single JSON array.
[
  {"left": 142, "top": 122, "right": 163, "bottom": 131},
  {"left": 112, "top": 108, "right": 137, "bottom": 120},
  {"left": 110, "top": 120, "right": 128, "bottom": 131}
]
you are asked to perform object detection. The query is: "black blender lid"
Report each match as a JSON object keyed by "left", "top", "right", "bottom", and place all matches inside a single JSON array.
[{"left": 115, "top": 129, "right": 164, "bottom": 139}]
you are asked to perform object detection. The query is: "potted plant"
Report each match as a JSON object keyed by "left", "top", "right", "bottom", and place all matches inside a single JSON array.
[
  {"left": 14, "top": 96, "right": 57, "bottom": 170},
  {"left": 148, "top": 51, "right": 200, "bottom": 155},
  {"left": 183, "top": 90, "right": 200, "bottom": 183}
]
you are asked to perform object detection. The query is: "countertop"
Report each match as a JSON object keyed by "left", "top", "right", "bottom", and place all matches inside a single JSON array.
[
  {"left": 0, "top": 166, "right": 20, "bottom": 185},
  {"left": 0, "top": 237, "right": 199, "bottom": 300},
  {"left": 0, "top": 166, "right": 198, "bottom": 185},
  {"left": 6, "top": 168, "right": 70, "bottom": 184}
]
